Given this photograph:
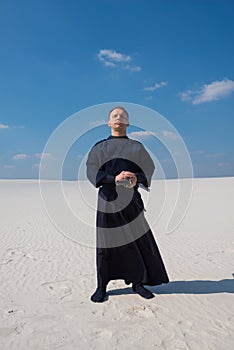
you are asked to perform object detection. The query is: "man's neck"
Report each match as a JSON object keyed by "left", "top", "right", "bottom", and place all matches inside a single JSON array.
[{"left": 111, "top": 130, "right": 127, "bottom": 137}]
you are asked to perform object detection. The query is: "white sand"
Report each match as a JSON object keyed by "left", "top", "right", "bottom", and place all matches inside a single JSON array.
[{"left": 0, "top": 177, "right": 233, "bottom": 349}]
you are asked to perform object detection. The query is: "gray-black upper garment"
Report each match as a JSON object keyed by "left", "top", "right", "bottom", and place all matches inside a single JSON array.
[{"left": 86, "top": 135, "right": 169, "bottom": 286}]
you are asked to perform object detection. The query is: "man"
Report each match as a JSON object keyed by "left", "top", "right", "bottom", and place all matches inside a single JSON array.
[{"left": 86, "top": 106, "right": 169, "bottom": 302}]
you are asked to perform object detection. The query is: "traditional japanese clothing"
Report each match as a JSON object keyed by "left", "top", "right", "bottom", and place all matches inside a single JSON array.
[{"left": 86, "top": 135, "right": 169, "bottom": 288}]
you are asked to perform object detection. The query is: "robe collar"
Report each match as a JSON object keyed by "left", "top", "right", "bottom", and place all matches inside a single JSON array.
[{"left": 108, "top": 135, "right": 129, "bottom": 139}]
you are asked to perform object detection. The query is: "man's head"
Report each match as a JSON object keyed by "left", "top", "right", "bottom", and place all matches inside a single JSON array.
[{"left": 108, "top": 107, "right": 129, "bottom": 134}]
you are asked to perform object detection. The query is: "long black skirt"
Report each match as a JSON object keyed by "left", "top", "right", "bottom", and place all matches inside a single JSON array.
[{"left": 96, "top": 186, "right": 169, "bottom": 286}]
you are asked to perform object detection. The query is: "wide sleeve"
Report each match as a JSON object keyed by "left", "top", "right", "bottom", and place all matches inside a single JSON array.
[
  {"left": 86, "top": 142, "right": 115, "bottom": 188},
  {"left": 135, "top": 143, "right": 155, "bottom": 188}
]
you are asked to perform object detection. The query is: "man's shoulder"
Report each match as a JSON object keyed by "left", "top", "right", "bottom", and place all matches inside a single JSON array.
[
  {"left": 93, "top": 138, "right": 107, "bottom": 147},
  {"left": 92, "top": 136, "right": 144, "bottom": 149},
  {"left": 127, "top": 137, "right": 145, "bottom": 148},
  {"left": 128, "top": 138, "right": 142, "bottom": 145}
]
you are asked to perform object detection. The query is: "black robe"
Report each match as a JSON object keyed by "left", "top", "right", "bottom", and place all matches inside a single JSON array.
[{"left": 86, "top": 135, "right": 169, "bottom": 287}]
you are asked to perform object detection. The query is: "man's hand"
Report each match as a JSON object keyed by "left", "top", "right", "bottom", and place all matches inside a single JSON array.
[{"left": 115, "top": 171, "right": 137, "bottom": 188}]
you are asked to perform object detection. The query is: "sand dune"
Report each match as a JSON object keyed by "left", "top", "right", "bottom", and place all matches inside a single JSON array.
[{"left": 0, "top": 178, "right": 233, "bottom": 349}]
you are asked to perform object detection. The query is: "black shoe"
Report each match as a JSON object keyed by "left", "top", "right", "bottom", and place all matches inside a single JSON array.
[
  {"left": 132, "top": 283, "right": 154, "bottom": 299},
  {"left": 124, "top": 279, "right": 131, "bottom": 285},
  {"left": 90, "top": 286, "right": 106, "bottom": 303}
]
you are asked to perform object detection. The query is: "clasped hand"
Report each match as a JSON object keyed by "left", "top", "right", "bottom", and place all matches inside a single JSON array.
[{"left": 115, "top": 171, "right": 137, "bottom": 188}]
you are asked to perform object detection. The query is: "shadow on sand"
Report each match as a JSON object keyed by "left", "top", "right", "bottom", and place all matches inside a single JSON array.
[{"left": 107, "top": 278, "right": 234, "bottom": 297}]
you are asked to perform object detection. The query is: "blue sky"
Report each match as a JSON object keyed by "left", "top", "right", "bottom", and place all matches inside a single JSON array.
[{"left": 0, "top": 0, "right": 234, "bottom": 179}]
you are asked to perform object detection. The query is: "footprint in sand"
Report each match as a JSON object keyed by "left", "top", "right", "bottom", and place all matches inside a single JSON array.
[
  {"left": 41, "top": 280, "right": 72, "bottom": 300},
  {"left": 90, "top": 328, "right": 113, "bottom": 342},
  {"left": 126, "top": 304, "right": 156, "bottom": 318},
  {"left": 0, "top": 323, "right": 24, "bottom": 337},
  {"left": 0, "top": 247, "right": 36, "bottom": 265},
  {"left": 177, "top": 319, "right": 193, "bottom": 331}
]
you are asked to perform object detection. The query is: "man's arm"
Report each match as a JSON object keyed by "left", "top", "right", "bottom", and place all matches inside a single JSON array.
[
  {"left": 86, "top": 142, "right": 115, "bottom": 188},
  {"left": 135, "top": 143, "right": 155, "bottom": 188}
]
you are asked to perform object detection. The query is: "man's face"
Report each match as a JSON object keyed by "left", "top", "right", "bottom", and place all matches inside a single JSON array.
[{"left": 108, "top": 108, "right": 129, "bottom": 130}]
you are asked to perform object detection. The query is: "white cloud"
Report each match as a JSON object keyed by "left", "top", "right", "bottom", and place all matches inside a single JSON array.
[
  {"left": 128, "top": 131, "right": 156, "bottom": 140},
  {"left": 162, "top": 130, "right": 180, "bottom": 140},
  {"left": 13, "top": 153, "right": 29, "bottom": 160},
  {"left": 89, "top": 120, "right": 107, "bottom": 126},
  {"left": 205, "top": 153, "right": 225, "bottom": 158},
  {"left": 218, "top": 162, "right": 230, "bottom": 167},
  {"left": 12, "top": 153, "right": 53, "bottom": 161},
  {"left": 103, "top": 61, "right": 116, "bottom": 68},
  {"left": 0, "top": 124, "right": 24, "bottom": 129},
  {"left": 180, "top": 89, "right": 195, "bottom": 102},
  {"left": 124, "top": 64, "right": 141, "bottom": 72},
  {"left": 144, "top": 95, "right": 153, "bottom": 101},
  {"left": 97, "top": 49, "right": 141, "bottom": 73},
  {"left": 161, "top": 159, "right": 173, "bottom": 164},
  {"left": 190, "top": 150, "right": 205, "bottom": 155},
  {"left": 34, "top": 152, "right": 54, "bottom": 160},
  {"left": 97, "top": 49, "right": 128, "bottom": 69},
  {"left": 32, "top": 163, "right": 40, "bottom": 168},
  {"left": 97, "top": 49, "right": 131, "bottom": 64},
  {"left": 144, "top": 81, "right": 167, "bottom": 92},
  {"left": 0, "top": 123, "right": 9, "bottom": 129},
  {"left": 3, "top": 165, "right": 15, "bottom": 169},
  {"left": 180, "top": 79, "right": 234, "bottom": 104}
]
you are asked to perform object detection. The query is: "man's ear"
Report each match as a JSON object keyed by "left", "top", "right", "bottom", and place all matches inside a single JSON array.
[{"left": 108, "top": 120, "right": 112, "bottom": 127}]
